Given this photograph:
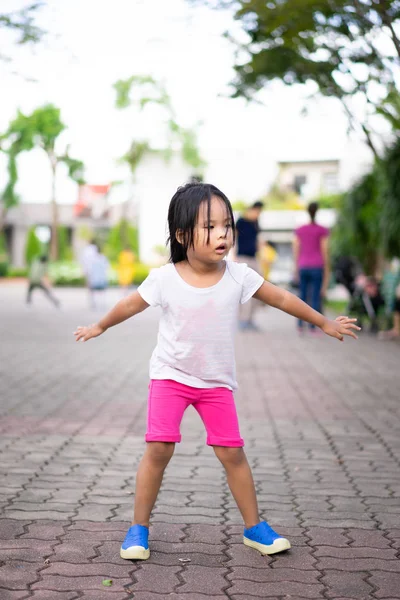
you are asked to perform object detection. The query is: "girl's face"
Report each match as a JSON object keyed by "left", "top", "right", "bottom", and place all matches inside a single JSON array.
[{"left": 190, "top": 196, "right": 234, "bottom": 262}]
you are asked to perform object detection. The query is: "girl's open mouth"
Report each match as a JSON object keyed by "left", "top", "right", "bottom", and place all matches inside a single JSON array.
[{"left": 215, "top": 244, "right": 227, "bottom": 253}]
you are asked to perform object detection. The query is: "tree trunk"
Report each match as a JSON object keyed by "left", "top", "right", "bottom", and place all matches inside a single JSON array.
[
  {"left": 49, "top": 155, "right": 58, "bottom": 260},
  {"left": 0, "top": 204, "right": 7, "bottom": 234}
]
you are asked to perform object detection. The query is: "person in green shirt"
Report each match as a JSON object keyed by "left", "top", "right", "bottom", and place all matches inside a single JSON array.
[{"left": 27, "top": 256, "right": 60, "bottom": 307}]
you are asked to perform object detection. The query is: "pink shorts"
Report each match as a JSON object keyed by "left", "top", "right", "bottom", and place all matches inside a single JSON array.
[{"left": 146, "top": 379, "right": 244, "bottom": 447}]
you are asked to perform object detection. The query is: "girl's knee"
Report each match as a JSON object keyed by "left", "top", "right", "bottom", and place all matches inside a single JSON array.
[
  {"left": 214, "top": 446, "right": 245, "bottom": 467},
  {"left": 146, "top": 441, "right": 175, "bottom": 466}
]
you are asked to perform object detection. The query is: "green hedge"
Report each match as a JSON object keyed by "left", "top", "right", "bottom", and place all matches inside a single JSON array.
[
  {"left": 7, "top": 267, "right": 29, "bottom": 277},
  {"left": 47, "top": 260, "right": 150, "bottom": 287}
]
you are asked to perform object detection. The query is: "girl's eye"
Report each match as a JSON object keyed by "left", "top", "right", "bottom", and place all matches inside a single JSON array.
[
  {"left": 226, "top": 223, "right": 232, "bottom": 228},
  {"left": 204, "top": 225, "right": 214, "bottom": 229}
]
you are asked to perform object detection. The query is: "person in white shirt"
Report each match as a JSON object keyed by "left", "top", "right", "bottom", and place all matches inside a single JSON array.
[{"left": 74, "top": 182, "right": 359, "bottom": 562}]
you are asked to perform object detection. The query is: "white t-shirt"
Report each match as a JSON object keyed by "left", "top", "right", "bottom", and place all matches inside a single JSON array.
[{"left": 137, "top": 261, "right": 264, "bottom": 390}]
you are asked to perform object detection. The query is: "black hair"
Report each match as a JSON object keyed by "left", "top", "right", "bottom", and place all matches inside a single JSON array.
[
  {"left": 167, "top": 182, "right": 235, "bottom": 263},
  {"left": 308, "top": 201, "right": 319, "bottom": 222},
  {"left": 252, "top": 201, "right": 264, "bottom": 209}
]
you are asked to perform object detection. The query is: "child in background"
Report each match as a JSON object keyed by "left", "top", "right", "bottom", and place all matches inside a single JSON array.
[
  {"left": 27, "top": 255, "right": 60, "bottom": 308},
  {"left": 86, "top": 244, "right": 110, "bottom": 310},
  {"left": 260, "top": 240, "right": 278, "bottom": 281},
  {"left": 74, "top": 183, "right": 359, "bottom": 561}
]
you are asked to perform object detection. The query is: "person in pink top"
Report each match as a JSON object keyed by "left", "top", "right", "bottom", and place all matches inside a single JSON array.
[{"left": 293, "top": 202, "right": 330, "bottom": 331}]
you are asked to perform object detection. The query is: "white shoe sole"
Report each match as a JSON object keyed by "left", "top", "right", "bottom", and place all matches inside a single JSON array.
[
  {"left": 120, "top": 546, "right": 150, "bottom": 560},
  {"left": 243, "top": 536, "right": 291, "bottom": 555}
]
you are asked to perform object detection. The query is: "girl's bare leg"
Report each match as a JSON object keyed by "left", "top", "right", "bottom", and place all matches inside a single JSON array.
[
  {"left": 132, "top": 442, "right": 175, "bottom": 527},
  {"left": 214, "top": 446, "right": 260, "bottom": 529}
]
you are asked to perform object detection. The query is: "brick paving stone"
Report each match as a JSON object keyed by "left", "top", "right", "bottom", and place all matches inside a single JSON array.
[
  {"left": 184, "top": 524, "right": 225, "bottom": 545},
  {"left": 0, "top": 563, "right": 39, "bottom": 590},
  {"left": 68, "top": 521, "right": 127, "bottom": 533},
  {"left": 3, "top": 510, "right": 74, "bottom": 521},
  {"left": 72, "top": 503, "right": 117, "bottom": 521},
  {"left": 20, "top": 522, "right": 67, "bottom": 540},
  {"left": 131, "top": 594, "right": 227, "bottom": 600},
  {"left": 129, "top": 564, "right": 182, "bottom": 593},
  {"left": 228, "top": 579, "right": 324, "bottom": 598},
  {"left": 69, "top": 593, "right": 131, "bottom": 600},
  {"left": 227, "top": 566, "right": 321, "bottom": 584},
  {"left": 176, "top": 564, "right": 227, "bottom": 595},
  {"left": 225, "top": 544, "right": 273, "bottom": 568},
  {"left": 306, "top": 527, "right": 350, "bottom": 547},
  {"left": 0, "top": 520, "right": 32, "bottom": 540},
  {"left": 32, "top": 575, "right": 132, "bottom": 592},
  {"left": 0, "top": 592, "right": 31, "bottom": 600},
  {"left": 322, "top": 570, "right": 375, "bottom": 599},
  {"left": 314, "top": 547, "right": 398, "bottom": 559},
  {"left": 30, "top": 593, "right": 79, "bottom": 599},
  {"left": 317, "top": 556, "right": 400, "bottom": 572},
  {"left": 2, "top": 286, "right": 400, "bottom": 599}
]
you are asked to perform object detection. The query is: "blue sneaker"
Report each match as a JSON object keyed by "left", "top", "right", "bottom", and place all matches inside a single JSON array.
[
  {"left": 243, "top": 521, "right": 291, "bottom": 555},
  {"left": 120, "top": 524, "right": 150, "bottom": 560}
]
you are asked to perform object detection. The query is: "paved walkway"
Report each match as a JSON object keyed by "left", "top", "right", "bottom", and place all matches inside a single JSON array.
[{"left": 1, "top": 283, "right": 400, "bottom": 600}]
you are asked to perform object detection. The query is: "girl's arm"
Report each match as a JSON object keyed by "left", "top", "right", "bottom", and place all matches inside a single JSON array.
[
  {"left": 74, "top": 291, "right": 149, "bottom": 342},
  {"left": 253, "top": 281, "right": 359, "bottom": 341}
]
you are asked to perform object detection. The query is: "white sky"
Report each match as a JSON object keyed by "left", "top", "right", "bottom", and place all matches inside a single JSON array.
[{"left": 1, "top": 0, "right": 375, "bottom": 204}]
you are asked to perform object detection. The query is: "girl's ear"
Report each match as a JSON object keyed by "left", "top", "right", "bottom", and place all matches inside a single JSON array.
[{"left": 176, "top": 229, "right": 184, "bottom": 245}]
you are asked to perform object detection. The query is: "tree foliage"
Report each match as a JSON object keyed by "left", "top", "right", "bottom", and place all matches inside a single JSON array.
[
  {"left": 331, "top": 136, "right": 400, "bottom": 274},
  {"left": 114, "top": 75, "right": 205, "bottom": 173},
  {"left": 0, "top": 104, "right": 84, "bottom": 258},
  {"left": 25, "top": 226, "right": 42, "bottom": 265},
  {"left": 193, "top": 0, "right": 400, "bottom": 155},
  {"left": 379, "top": 136, "right": 400, "bottom": 258},
  {"left": 0, "top": 2, "right": 46, "bottom": 68},
  {"left": 104, "top": 219, "right": 139, "bottom": 262}
]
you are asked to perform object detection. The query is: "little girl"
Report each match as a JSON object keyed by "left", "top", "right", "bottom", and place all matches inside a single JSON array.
[{"left": 74, "top": 182, "right": 359, "bottom": 561}]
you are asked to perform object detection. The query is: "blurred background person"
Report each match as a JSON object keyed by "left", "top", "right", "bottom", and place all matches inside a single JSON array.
[
  {"left": 87, "top": 244, "right": 110, "bottom": 310},
  {"left": 260, "top": 240, "right": 277, "bottom": 282},
  {"left": 26, "top": 255, "right": 60, "bottom": 308},
  {"left": 236, "top": 201, "right": 264, "bottom": 330},
  {"left": 380, "top": 286, "right": 400, "bottom": 340},
  {"left": 117, "top": 246, "right": 136, "bottom": 296},
  {"left": 79, "top": 239, "right": 98, "bottom": 286},
  {"left": 293, "top": 202, "right": 330, "bottom": 332}
]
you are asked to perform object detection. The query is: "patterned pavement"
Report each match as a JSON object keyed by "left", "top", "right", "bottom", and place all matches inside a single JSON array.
[{"left": 1, "top": 282, "right": 400, "bottom": 599}]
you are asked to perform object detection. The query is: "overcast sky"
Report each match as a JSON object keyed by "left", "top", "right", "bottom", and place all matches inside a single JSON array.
[{"left": 1, "top": 0, "right": 374, "bottom": 204}]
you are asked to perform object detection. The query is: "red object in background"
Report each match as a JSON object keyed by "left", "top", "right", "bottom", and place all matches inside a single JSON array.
[{"left": 75, "top": 184, "right": 111, "bottom": 218}]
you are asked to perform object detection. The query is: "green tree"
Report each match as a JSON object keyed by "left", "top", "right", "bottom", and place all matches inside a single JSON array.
[
  {"left": 0, "top": 104, "right": 84, "bottom": 259},
  {"left": 114, "top": 75, "right": 205, "bottom": 176},
  {"left": 104, "top": 219, "right": 139, "bottom": 262},
  {"left": 1, "top": 3, "right": 46, "bottom": 62},
  {"left": 25, "top": 226, "right": 42, "bottom": 266},
  {"left": 194, "top": 0, "right": 400, "bottom": 157},
  {"left": 379, "top": 136, "right": 400, "bottom": 259},
  {"left": 330, "top": 171, "right": 381, "bottom": 275},
  {"left": 57, "top": 225, "right": 73, "bottom": 261}
]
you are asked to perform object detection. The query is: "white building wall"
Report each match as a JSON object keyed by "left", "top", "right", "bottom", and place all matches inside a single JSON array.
[
  {"left": 278, "top": 160, "right": 340, "bottom": 200},
  {"left": 134, "top": 155, "right": 193, "bottom": 264}
]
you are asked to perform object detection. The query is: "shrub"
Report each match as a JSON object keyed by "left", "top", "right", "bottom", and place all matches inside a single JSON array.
[
  {"left": 7, "top": 267, "right": 28, "bottom": 277},
  {"left": 57, "top": 226, "right": 73, "bottom": 261},
  {"left": 0, "top": 233, "right": 8, "bottom": 276},
  {"left": 104, "top": 219, "right": 139, "bottom": 261},
  {"left": 25, "top": 227, "right": 42, "bottom": 265},
  {"left": 47, "top": 260, "right": 150, "bottom": 286}
]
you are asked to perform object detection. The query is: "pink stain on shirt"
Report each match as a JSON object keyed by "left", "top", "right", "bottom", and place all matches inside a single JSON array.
[{"left": 295, "top": 223, "right": 329, "bottom": 268}]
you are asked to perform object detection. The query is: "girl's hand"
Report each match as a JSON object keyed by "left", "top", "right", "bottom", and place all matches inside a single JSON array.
[
  {"left": 74, "top": 323, "right": 104, "bottom": 342},
  {"left": 321, "top": 316, "right": 360, "bottom": 341}
]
